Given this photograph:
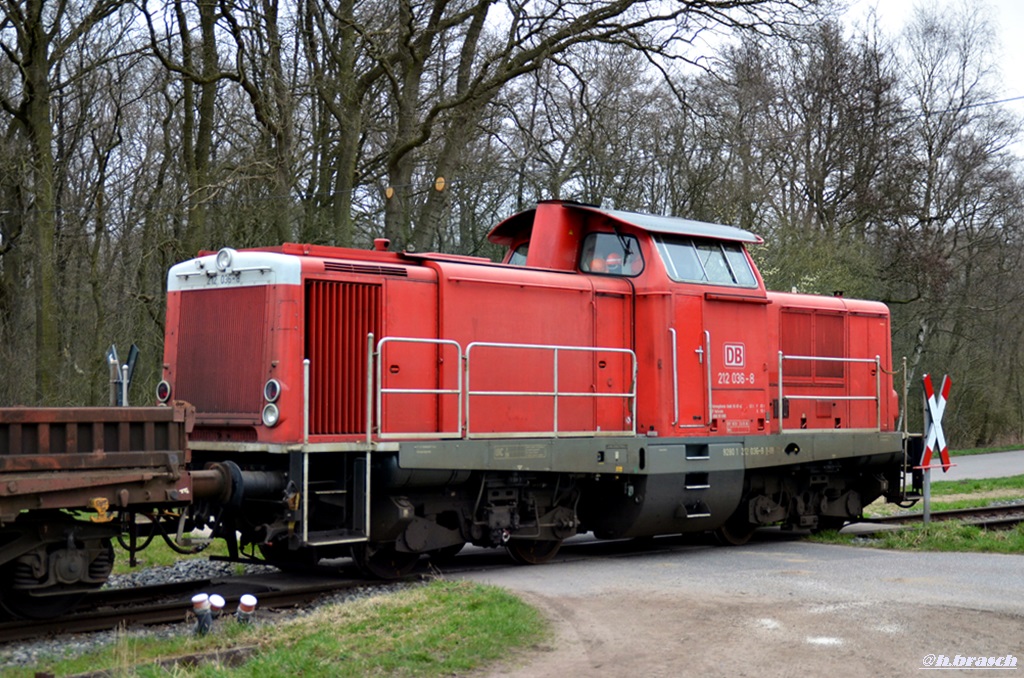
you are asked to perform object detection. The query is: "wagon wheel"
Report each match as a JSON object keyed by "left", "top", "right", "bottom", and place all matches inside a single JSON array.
[
  {"left": 0, "top": 538, "right": 114, "bottom": 620},
  {"left": 350, "top": 542, "right": 420, "bottom": 579},
  {"left": 505, "top": 538, "right": 562, "bottom": 565},
  {"left": 0, "top": 587, "right": 85, "bottom": 620},
  {"left": 713, "top": 510, "right": 757, "bottom": 546}
]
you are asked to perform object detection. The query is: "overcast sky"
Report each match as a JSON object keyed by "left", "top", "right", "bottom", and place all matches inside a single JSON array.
[{"left": 844, "top": 0, "right": 1024, "bottom": 119}]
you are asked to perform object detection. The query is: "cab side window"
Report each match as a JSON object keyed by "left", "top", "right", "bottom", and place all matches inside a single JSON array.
[
  {"left": 507, "top": 243, "right": 529, "bottom": 266},
  {"left": 579, "top": 233, "right": 643, "bottom": 276},
  {"left": 654, "top": 234, "right": 757, "bottom": 287}
]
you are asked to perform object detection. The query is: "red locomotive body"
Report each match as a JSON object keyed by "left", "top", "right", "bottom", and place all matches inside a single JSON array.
[
  {"left": 155, "top": 200, "right": 907, "bottom": 574},
  {"left": 163, "top": 201, "right": 899, "bottom": 444}
]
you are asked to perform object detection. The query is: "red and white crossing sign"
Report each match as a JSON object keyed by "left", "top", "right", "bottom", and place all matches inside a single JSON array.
[{"left": 921, "top": 374, "right": 952, "bottom": 472}]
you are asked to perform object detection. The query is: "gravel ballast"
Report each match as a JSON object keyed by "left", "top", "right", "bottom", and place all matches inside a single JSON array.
[{"left": 0, "top": 557, "right": 415, "bottom": 671}]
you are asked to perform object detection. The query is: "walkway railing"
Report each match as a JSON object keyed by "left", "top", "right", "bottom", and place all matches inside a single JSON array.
[
  {"left": 777, "top": 351, "right": 882, "bottom": 434},
  {"left": 371, "top": 335, "right": 637, "bottom": 440}
]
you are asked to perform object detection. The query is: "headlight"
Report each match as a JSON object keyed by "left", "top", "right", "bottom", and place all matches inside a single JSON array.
[
  {"left": 264, "top": 379, "right": 281, "bottom": 402},
  {"left": 262, "top": 403, "right": 280, "bottom": 427},
  {"left": 156, "top": 380, "right": 172, "bottom": 403},
  {"left": 215, "top": 248, "right": 235, "bottom": 271}
]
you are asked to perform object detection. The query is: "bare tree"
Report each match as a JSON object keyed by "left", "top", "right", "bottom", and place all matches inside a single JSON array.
[{"left": 0, "top": 0, "right": 131, "bottom": 403}]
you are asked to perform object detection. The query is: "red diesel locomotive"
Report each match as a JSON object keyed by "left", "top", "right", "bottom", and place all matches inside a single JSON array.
[
  {"left": 0, "top": 200, "right": 915, "bottom": 615},
  {"left": 155, "top": 200, "right": 908, "bottom": 576}
]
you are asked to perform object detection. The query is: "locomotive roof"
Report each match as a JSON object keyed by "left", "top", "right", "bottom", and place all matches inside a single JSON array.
[{"left": 487, "top": 200, "right": 763, "bottom": 246}]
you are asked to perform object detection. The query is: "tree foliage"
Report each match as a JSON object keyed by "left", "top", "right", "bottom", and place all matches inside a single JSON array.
[{"left": 0, "top": 0, "right": 1021, "bottom": 446}]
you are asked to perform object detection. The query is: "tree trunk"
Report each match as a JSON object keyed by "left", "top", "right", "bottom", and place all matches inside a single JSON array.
[{"left": 23, "top": 0, "right": 60, "bottom": 403}]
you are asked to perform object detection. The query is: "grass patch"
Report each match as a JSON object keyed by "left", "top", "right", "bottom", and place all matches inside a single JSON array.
[
  {"left": 950, "top": 444, "right": 1024, "bottom": 457},
  {"left": 111, "top": 533, "right": 230, "bottom": 574},
  {"left": 812, "top": 522, "right": 1024, "bottom": 554},
  {"left": 930, "top": 474, "right": 1024, "bottom": 496},
  {"left": 864, "top": 475, "right": 1024, "bottom": 519},
  {"left": 8, "top": 580, "right": 546, "bottom": 677}
]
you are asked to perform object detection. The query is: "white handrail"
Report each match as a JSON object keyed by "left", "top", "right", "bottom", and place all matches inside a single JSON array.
[
  {"left": 669, "top": 328, "right": 678, "bottom": 426},
  {"left": 375, "top": 336, "right": 464, "bottom": 440},
  {"left": 367, "top": 335, "right": 637, "bottom": 440},
  {"left": 465, "top": 341, "right": 637, "bottom": 439}
]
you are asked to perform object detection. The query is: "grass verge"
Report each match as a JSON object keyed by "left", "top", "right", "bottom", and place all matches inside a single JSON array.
[
  {"left": 929, "top": 474, "right": 1024, "bottom": 496},
  {"left": 864, "top": 474, "right": 1024, "bottom": 518},
  {"left": 950, "top": 444, "right": 1024, "bottom": 457},
  {"left": 812, "top": 521, "right": 1024, "bottom": 554},
  {"left": 9, "top": 580, "right": 546, "bottom": 677}
]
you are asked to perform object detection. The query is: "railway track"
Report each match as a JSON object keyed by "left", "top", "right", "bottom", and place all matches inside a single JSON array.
[
  {"left": 861, "top": 502, "right": 1024, "bottom": 530},
  {"left": 4, "top": 507, "right": 1020, "bottom": 647},
  {"left": 0, "top": 570, "right": 383, "bottom": 644}
]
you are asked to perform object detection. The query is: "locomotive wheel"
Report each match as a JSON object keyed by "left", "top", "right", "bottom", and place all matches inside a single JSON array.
[
  {"left": 812, "top": 516, "right": 847, "bottom": 534},
  {"left": 713, "top": 512, "right": 757, "bottom": 546},
  {"left": 258, "top": 542, "right": 321, "bottom": 571},
  {"left": 427, "top": 542, "right": 465, "bottom": 564},
  {"left": 505, "top": 538, "right": 562, "bottom": 565},
  {"left": 351, "top": 542, "right": 420, "bottom": 579}
]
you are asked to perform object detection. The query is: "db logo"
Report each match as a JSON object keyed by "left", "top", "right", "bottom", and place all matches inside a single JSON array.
[{"left": 724, "top": 343, "right": 745, "bottom": 368}]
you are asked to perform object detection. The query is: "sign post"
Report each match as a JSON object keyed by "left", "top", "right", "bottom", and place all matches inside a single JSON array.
[{"left": 919, "top": 374, "right": 952, "bottom": 524}]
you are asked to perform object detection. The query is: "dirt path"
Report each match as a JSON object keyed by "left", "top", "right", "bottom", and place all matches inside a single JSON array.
[
  {"left": 455, "top": 538, "right": 1024, "bottom": 678},
  {"left": 484, "top": 590, "right": 1024, "bottom": 677}
]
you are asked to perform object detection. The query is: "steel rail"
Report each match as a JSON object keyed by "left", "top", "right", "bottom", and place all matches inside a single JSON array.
[
  {"left": 861, "top": 502, "right": 1024, "bottom": 530},
  {"left": 0, "top": 573, "right": 373, "bottom": 644}
]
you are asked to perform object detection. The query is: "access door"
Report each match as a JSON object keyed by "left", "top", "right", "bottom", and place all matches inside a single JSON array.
[
  {"left": 592, "top": 290, "right": 634, "bottom": 433},
  {"left": 671, "top": 294, "right": 709, "bottom": 430}
]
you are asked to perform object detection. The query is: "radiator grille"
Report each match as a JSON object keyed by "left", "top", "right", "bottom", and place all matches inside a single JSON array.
[
  {"left": 306, "top": 281, "right": 381, "bottom": 434},
  {"left": 176, "top": 287, "right": 268, "bottom": 415}
]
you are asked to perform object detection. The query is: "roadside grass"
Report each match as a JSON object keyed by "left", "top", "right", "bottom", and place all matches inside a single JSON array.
[
  {"left": 863, "top": 474, "right": 1024, "bottom": 518},
  {"left": 814, "top": 473, "right": 1024, "bottom": 553},
  {"left": 812, "top": 521, "right": 1024, "bottom": 554},
  {"left": 949, "top": 444, "right": 1023, "bottom": 457},
  {"left": 929, "top": 474, "right": 1024, "bottom": 496},
  {"left": 9, "top": 580, "right": 545, "bottom": 677}
]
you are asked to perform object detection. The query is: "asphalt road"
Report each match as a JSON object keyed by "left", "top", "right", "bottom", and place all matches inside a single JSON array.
[
  {"left": 932, "top": 449, "right": 1024, "bottom": 480},
  {"left": 460, "top": 532, "right": 1024, "bottom": 614}
]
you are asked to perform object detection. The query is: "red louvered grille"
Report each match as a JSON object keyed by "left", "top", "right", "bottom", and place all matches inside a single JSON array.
[
  {"left": 781, "top": 310, "right": 845, "bottom": 381},
  {"left": 177, "top": 287, "right": 268, "bottom": 415},
  {"left": 305, "top": 281, "right": 381, "bottom": 434},
  {"left": 815, "top": 314, "right": 845, "bottom": 378},
  {"left": 780, "top": 310, "right": 812, "bottom": 378}
]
